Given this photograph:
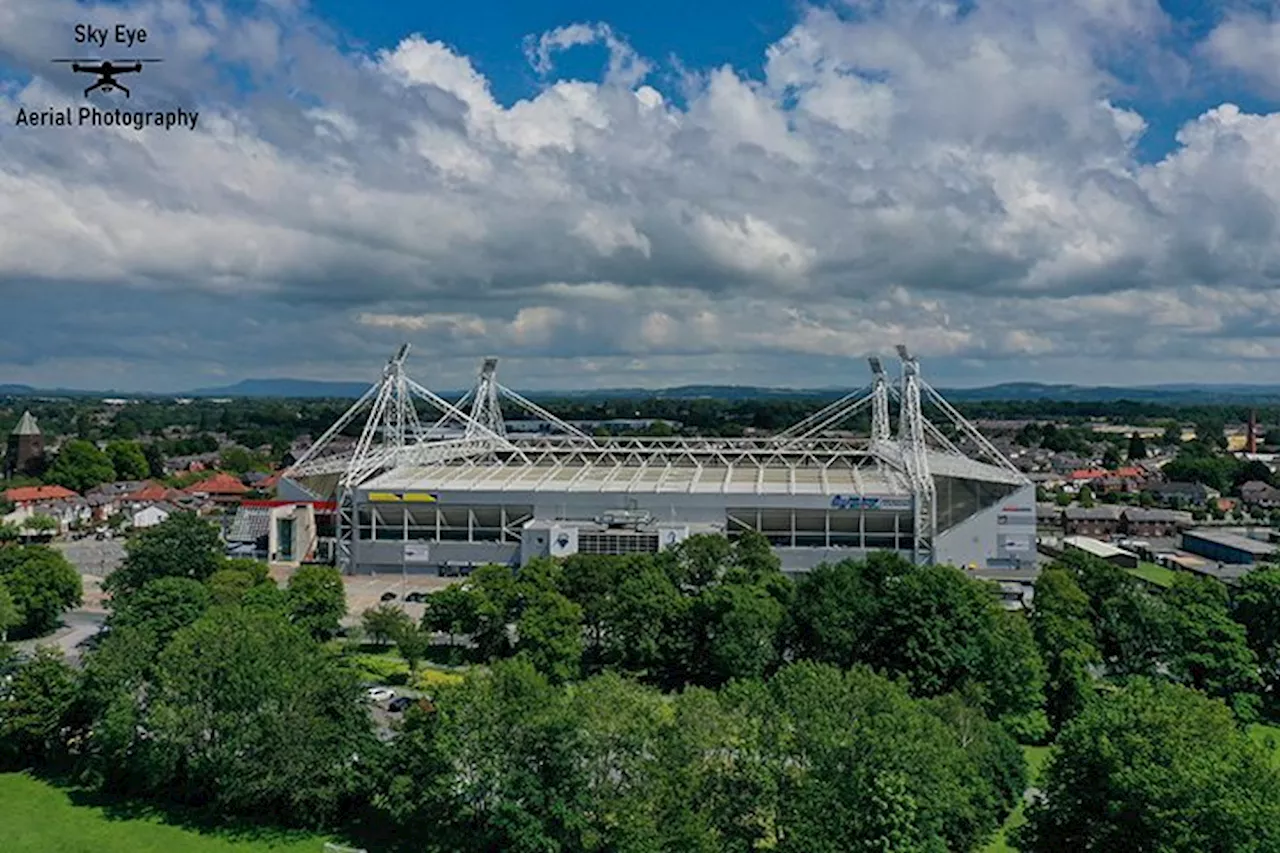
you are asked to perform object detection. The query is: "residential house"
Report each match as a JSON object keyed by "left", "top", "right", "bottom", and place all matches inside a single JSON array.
[
  {"left": 183, "top": 472, "right": 250, "bottom": 507},
  {"left": 1121, "top": 508, "right": 1187, "bottom": 539},
  {"left": 1149, "top": 481, "right": 1218, "bottom": 505},
  {"left": 3, "top": 485, "right": 92, "bottom": 532},
  {"left": 1067, "top": 466, "right": 1147, "bottom": 494},
  {"left": 1240, "top": 480, "right": 1280, "bottom": 509},
  {"left": 1062, "top": 506, "right": 1123, "bottom": 537},
  {"left": 82, "top": 480, "right": 149, "bottom": 522},
  {"left": 163, "top": 452, "right": 221, "bottom": 475},
  {"left": 132, "top": 502, "right": 177, "bottom": 529}
]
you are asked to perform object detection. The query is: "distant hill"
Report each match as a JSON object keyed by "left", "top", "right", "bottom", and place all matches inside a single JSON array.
[
  {"left": 186, "top": 379, "right": 376, "bottom": 398},
  {"left": 6, "top": 378, "right": 1280, "bottom": 404}
]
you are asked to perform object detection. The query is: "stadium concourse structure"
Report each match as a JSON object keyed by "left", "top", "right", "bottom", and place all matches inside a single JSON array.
[{"left": 279, "top": 345, "right": 1036, "bottom": 576}]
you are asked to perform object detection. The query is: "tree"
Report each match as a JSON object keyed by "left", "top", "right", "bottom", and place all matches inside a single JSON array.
[
  {"left": 467, "top": 564, "right": 520, "bottom": 660},
  {"left": 1233, "top": 566, "right": 1280, "bottom": 716},
  {"left": 1030, "top": 568, "right": 1101, "bottom": 732},
  {"left": 420, "top": 584, "right": 479, "bottom": 654},
  {"left": 867, "top": 564, "right": 1048, "bottom": 734},
  {"left": 134, "top": 606, "right": 379, "bottom": 826},
  {"left": 0, "top": 546, "right": 82, "bottom": 639},
  {"left": 285, "top": 564, "right": 346, "bottom": 641},
  {"left": 393, "top": 623, "right": 432, "bottom": 677},
  {"left": 601, "top": 557, "right": 687, "bottom": 679},
  {"left": 1126, "top": 432, "right": 1148, "bottom": 461},
  {"left": 205, "top": 568, "right": 259, "bottom": 605},
  {"left": 0, "top": 579, "right": 18, "bottom": 642},
  {"left": 1101, "top": 445, "right": 1122, "bottom": 469},
  {"left": 142, "top": 443, "right": 166, "bottom": 479},
  {"left": 516, "top": 588, "right": 584, "bottom": 684},
  {"left": 1164, "top": 575, "right": 1262, "bottom": 721},
  {"left": 0, "top": 647, "right": 79, "bottom": 771},
  {"left": 105, "top": 512, "right": 223, "bottom": 598},
  {"left": 105, "top": 440, "right": 149, "bottom": 481},
  {"left": 363, "top": 603, "right": 412, "bottom": 647},
  {"left": 692, "top": 581, "right": 785, "bottom": 687},
  {"left": 44, "top": 439, "right": 115, "bottom": 492},
  {"left": 109, "top": 576, "right": 210, "bottom": 648},
  {"left": 1017, "top": 680, "right": 1280, "bottom": 852}
]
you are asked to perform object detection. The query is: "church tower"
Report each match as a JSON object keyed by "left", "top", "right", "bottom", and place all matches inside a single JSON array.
[{"left": 5, "top": 411, "right": 45, "bottom": 478}]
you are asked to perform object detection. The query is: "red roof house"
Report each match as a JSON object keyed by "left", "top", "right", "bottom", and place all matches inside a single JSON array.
[
  {"left": 123, "top": 482, "right": 175, "bottom": 503},
  {"left": 4, "top": 485, "right": 78, "bottom": 505},
  {"left": 184, "top": 473, "right": 250, "bottom": 504}
]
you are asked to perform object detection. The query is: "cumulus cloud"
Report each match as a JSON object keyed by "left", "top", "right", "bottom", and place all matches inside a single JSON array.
[{"left": 2, "top": 0, "right": 1280, "bottom": 390}]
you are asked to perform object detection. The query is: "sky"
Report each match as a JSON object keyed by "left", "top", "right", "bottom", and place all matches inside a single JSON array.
[{"left": 5, "top": 1, "right": 1280, "bottom": 392}]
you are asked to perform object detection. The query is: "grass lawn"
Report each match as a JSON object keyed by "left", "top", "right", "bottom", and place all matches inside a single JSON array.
[
  {"left": 346, "top": 648, "right": 467, "bottom": 692},
  {"left": 1128, "top": 561, "right": 1178, "bottom": 589},
  {"left": 1253, "top": 723, "right": 1280, "bottom": 768},
  {"left": 983, "top": 745, "right": 1051, "bottom": 853},
  {"left": 0, "top": 773, "right": 333, "bottom": 853}
]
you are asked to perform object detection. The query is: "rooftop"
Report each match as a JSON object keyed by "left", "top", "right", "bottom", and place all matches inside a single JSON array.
[
  {"left": 10, "top": 411, "right": 39, "bottom": 436},
  {"left": 363, "top": 452, "right": 913, "bottom": 497},
  {"left": 1182, "top": 528, "right": 1278, "bottom": 556},
  {"left": 1064, "top": 535, "right": 1135, "bottom": 559},
  {"left": 184, "top": 472, "right": 250, "bottom": 495},
  {"left": 4, "top": 484, "right": 77, "bottom": 503}
]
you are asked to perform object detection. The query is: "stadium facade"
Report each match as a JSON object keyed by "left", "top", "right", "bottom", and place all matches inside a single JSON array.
[{"left": 280, "top": 348, "right": 1036, "bottom": 576}]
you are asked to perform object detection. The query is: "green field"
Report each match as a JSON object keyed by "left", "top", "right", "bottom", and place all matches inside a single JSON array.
[
  {"left": 983, "top": 745, "right": 1051, "bottom": 853},
  {"left": 0, "top": 773, "right": 332, "bottom": 853},
  {"left": 1128, "top": 561, "right": 1178, "bottom": 588},
  {"left": 1254, "top": 723, "right": 1280, "bottom": 768}
]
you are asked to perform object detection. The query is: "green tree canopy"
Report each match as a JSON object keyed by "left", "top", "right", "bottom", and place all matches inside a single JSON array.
[
  {"left": 105, "top": 440, "right": 148, "bottom": 481},
  {"left": 1018, "top": 680, "right": 1280, "bottom": 852},
  {"left": 0, "top": 545, "right": 82, "bottom": 639},
  {"left": 285, "top": 564, "right": 346, "bottom": 641},
  {"left": 1031, "top": 567, "right": 1102, "bottom": 732},
  {"left": 0, "top": 579, "right": 19, "bottom": 642},
  {"left": 105, "top": 512, "right": 223, "bottom": 598},
  {"left": 420, "top": 584, "right": 480, "bottom": 652},
  {"left": 515, "top": 588, "right": 584, "bottom": 683},
  {"left": 108, "top": 576, "right": 210, "bottom": 648},
  {"left": 1233, "top": 566, "right": 1280, "bottom": 717},
  {"left": 363, "top": 602, "right": 412, "bottom": 647},
  {"left": 45, "top": 439, "right": 115, "bottom": 492},
  {"left": 0, "top": 647, "right": 79, "bottom": 771},
  {"left": 127, "top": 606, "right": 378, "bottom": 825}
]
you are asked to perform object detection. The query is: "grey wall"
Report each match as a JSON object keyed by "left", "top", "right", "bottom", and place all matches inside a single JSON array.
[{"left": 936, "top": 484, "right": 1037, "bottom": 570}]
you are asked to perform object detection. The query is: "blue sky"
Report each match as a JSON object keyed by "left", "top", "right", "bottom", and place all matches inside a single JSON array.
[{"left": 7, "top": 0, "right": 1280, "bottom": 391}]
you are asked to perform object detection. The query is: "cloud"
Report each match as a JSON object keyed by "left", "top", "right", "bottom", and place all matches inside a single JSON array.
[{"left": 2, "top": 0, "right": 1280, "bottom": 391}]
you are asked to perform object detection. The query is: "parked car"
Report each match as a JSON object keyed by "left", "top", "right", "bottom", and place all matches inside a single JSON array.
[
  {"left": 404, "top": 592, "right": 427, "bottom": 603},
  {"left": 380, "top": 591, "right": 397, "bottom": 602},
  {"left": 366, "top": 686, "right": 395, "bottom": 703},
  {"left": 387, "top": 696, "right": 413, "bottom": 713}
]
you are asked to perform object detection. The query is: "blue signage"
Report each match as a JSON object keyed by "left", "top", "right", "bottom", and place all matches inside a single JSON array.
[{"left": 830, "top": 495, "right": 913, "bottom": 511}]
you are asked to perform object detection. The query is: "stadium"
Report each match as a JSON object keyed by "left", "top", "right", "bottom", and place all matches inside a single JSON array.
[{"left": 278, "top": 346, "right": 1036, "bottom": 576}]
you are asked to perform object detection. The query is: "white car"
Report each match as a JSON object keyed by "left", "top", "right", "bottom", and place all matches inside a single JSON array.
[{"left": 366, "top": 687, "right": 395, "bottom": 703}]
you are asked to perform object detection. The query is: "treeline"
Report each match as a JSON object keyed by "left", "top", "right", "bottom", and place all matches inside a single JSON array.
[
  {"left": 8, "top": 394, "right": 1280, "bottom": 455},
  {"left": 3, "top": 515, "right": 1280, "bottom": 851}
]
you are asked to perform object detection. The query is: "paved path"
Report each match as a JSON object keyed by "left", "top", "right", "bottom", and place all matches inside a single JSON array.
[{"left": 13, "top": 610, "right": 107, "bottom": 665}]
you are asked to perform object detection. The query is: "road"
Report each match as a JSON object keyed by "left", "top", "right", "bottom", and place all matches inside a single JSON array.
[{"left": 13, "top": 610, "right": 107, "bottom": 665}]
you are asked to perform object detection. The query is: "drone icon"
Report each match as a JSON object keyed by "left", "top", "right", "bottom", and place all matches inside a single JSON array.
[{"left": 51, "top": 58, "right": 162, "bottom": 98}]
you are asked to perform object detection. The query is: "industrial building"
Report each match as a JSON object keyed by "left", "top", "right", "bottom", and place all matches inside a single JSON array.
[
  {"left": 281, "top": 347, "right": 1036, "bottom": 576},
  {"left": 1180, "top": 529, "right": 1278, "bottom": 565}
]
